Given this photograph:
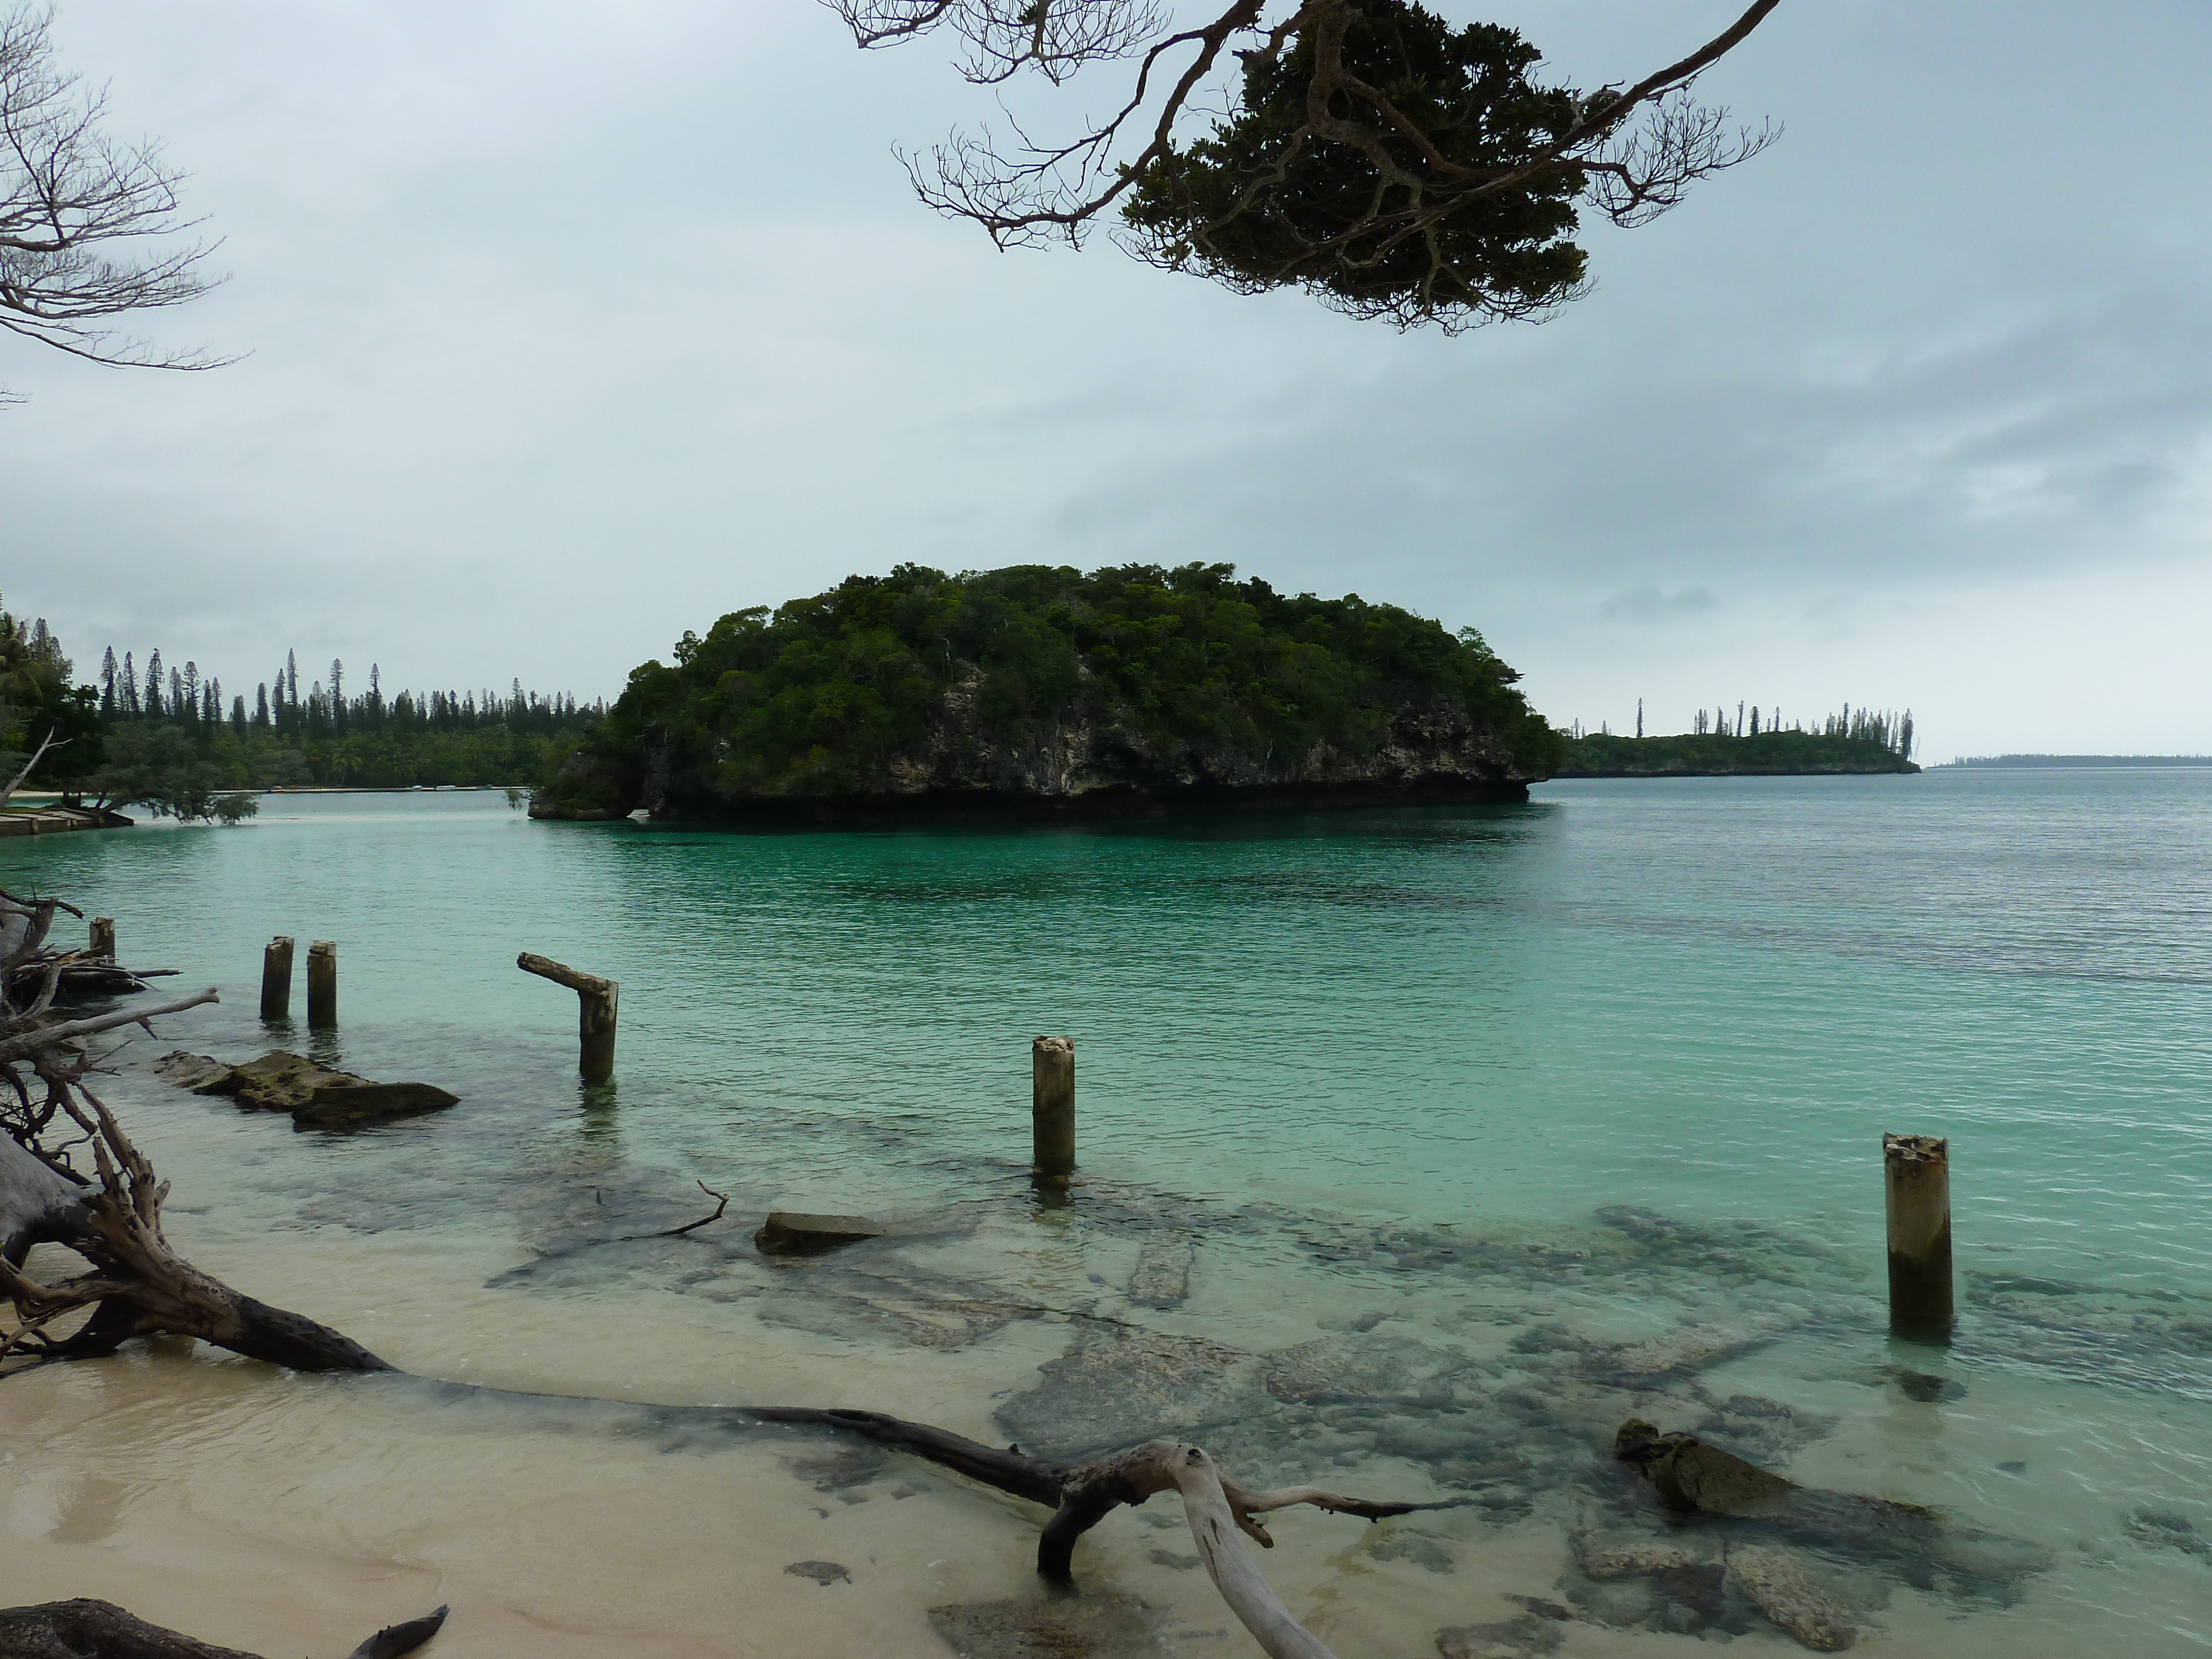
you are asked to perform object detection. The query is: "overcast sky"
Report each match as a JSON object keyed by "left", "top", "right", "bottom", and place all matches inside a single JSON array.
[{"left": 6, "top": 1, "right": 2209, "bottom": 759}]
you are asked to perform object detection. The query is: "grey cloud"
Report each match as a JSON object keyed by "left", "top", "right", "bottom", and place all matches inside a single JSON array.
[{"left": 1599, "top": 586, "right": 1720, "bottom": 625}]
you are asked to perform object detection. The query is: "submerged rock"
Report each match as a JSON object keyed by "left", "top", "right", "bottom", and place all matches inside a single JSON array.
[
  {"left": 155, "top": 1050, "right": 457, "bottom": 1128},
  {"left": 1570, "top": 1531, "right": 1710, "bottom": 1580},
  {"left": 1612, "top": 1419, "right": 1798, "bottom": 1515},
  {"left": 1610, "top": 1417, "right": 2051, "bottom": 1603},
  {"left": 927, "top": 1590, "right": 1165, "bottom": 1658},
  {"left": 1437, "top": 1597, "right": 1573, "bottom": 1658},
  {"left": 1125, "top": 1232, "right": 1194, "bottom": 1308},
  {"left": 1264, "top": 1332, "right": 1465, "bottom": 1405},
  {"left": 754, "top": 1212, "right": 889, "bottom": 1255},
  {"left": 996, "top": 1328, "right": 1270, "bottom": 1457},
  {"left": 2123, "top": 1507, "right": 2212, "bottom": 1562},
  {"left": 1727, "top": 1545, "right": 1855, "bottom": 1650},
  {"left": 296, "top": 1082, "right": 462, "bottom": 1129}
]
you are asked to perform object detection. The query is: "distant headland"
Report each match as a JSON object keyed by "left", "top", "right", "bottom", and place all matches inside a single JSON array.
[
  {"left": 534, "top": 563, "right": 1564, "bottom": 823},
  {"left": 1930, "top": 754, "right": 2211, "bottom": 769},
  {"left": 1553, "top": 704, "right": 1918, "bottom": 779}
]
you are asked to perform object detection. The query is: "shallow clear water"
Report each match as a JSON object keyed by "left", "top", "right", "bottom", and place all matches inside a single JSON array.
[{"left": 4, "top": 773, "right": 2209, "bottom": 1655}]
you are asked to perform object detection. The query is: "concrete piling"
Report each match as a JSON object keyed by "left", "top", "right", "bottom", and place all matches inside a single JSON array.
[
  {"left": 1884, "top": 1133, "right": 1953, "bottom": 1340},
  {"left": 306, "top": 939, "right": 338, "bottom": 1027},
  {"left": 260, "top": 936, "right": 295, "bottom": 1021},
  {"left": 1032, "top": 1035, "right": 1074, "bottom": 1181},
  {"left": 518, "top": 952, "right": 618, "bottom": 1083}
]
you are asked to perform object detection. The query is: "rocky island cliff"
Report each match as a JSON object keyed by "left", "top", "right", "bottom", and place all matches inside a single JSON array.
[{"left": 535, "top": 562, "right": 1563, "bottom": 824}]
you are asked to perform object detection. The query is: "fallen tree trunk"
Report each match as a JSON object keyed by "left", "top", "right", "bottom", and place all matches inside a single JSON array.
[
  {"left": 0, "top": 1598, "right": 446, "bottom": 1659},
  {"left": 0, "top": 1071, "right": 391, "bottom": 1372}
]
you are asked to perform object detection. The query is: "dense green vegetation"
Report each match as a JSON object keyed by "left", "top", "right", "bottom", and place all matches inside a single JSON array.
[
  {"left": 1, "top": 594, "right": 601, "bottom": 815},
  {"left": 1557, "top": 730, "right": 1917, "bottom": 778},
  {"left": 1123, "top": 5, "right": 1588, "bottom": 326},
  {"left": 546, "top": 562, "right": 1562, "bottom": 816},
  {"left": 0, "top": 602, "right": 100, "bottom": 793}
]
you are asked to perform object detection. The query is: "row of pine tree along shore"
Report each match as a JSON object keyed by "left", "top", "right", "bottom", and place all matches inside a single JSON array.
[
  {"left": 1557, "top": 698, "right": 1917, "bottom": 776},
  {"left": 2, "top": 598, "right": 601, "bottom": 820}
]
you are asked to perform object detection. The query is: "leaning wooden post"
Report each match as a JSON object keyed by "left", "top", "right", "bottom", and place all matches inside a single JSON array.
[
  {"left": 1032, "top": 1036, "right": 1075, "bottom": 1181},
  {"left": 305, "top": 939, "right": 338, "bottom": 1027},
  {"left": 260, "top": 936, "right": 295, "bottom": 1021},
  {"left": 518, "top": 952, "right": 618, "bottom": 1083},
  {"left": 88, "top": 916, "right": 115, "bottom": 959},
  {"left": 1884, "top": 1133, "right": 1953, "bottom": 1340}
]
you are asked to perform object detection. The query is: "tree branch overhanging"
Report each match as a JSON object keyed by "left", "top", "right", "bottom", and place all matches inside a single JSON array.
[
  {"left": 828, "top": 0, "right": 1783, "bottom": 328},
  {"left": 0, "top": 1, "right": 229, "bottom": 374}
]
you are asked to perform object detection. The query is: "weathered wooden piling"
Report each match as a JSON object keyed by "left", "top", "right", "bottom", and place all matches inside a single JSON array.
[
  {"left": 305, "top": 940, "right": 338, "bottom": 1027},
  {"left": 88, "top": 916, "right": 114, "bottom": 959},
  {"left": 1884, "top": 1133, "right": 1953, "bottom": 1340},
  {"left": 260, "top": 936, "right": 295, "bottom": 1021},
  {"left": 1032, "top": 1035, "right": 1075, "bottom": 1180},
  {"left": 518, "top": 952, "right": 618, "bottom": 1082}
]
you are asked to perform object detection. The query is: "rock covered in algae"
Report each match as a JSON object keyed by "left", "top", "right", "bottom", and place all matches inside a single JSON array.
[
  {"left": 1611, "top": 1418, "right": 1797, "bottom": 1515},
  {"left": 927, "top": 1589, "right": 1164, "bottom": 1658},
  {"left": 156, "top": 1049, "right": 456, "bottom": 1126},
  {"left": 753, "top": 1211, "right": 889, "bottom": 1255},
  {"left": 1727, "top": 1545, "right": 1856, "bottom": 1650},
  {"left": 1436, "top": 1596, "right": 1572, "bottom": 1658},
  {"left": 1125, "top": 1232, "right": 1194, "bottom": 1308}
]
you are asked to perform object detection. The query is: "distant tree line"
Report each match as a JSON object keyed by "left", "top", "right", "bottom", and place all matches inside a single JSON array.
[
  {"left": 1554, "top": 701, "right": 1918, "bottom": 779},
  {"left": 1938, "top": 753, "right": 2212, "bottom": 769},
  {"left": 2, "top": 597, "right": 602, "bottom": 817},
  {"left": 1567, "top": 702, "right": 1914, "bottom": 761}
]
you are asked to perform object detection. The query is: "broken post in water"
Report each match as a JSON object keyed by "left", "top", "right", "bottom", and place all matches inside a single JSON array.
[
  {"left": 1032, "top": 1035, "right": 1074, "bottom": 1181},
  {"left": 1884, "top": 1133, "right": 1953, "bottom": 1340},
  {"left": 306, "top": 939, "right": 338, "bottom": 1027},
  {"left": 260, "top": 935, "right": 295, "bottom": 1021},
  {"left": 518, "top": 952, "right": 618, "bottom": 1082},
  {"left": 88, "top": 916, "right": 114, "bottom": 959}
]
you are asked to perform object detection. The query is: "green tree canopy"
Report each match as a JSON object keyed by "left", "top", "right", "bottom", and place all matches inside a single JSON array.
[
  {"left": 547, "top": 561, "right": 1561, "bottom": 815},
  {"left": 836, "top": 0, "right": 1778, "bottom": 330}
]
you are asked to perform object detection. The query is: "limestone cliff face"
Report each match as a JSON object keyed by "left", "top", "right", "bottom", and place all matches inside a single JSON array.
[{"left": 539, "top": 683, "right": 1541, "bottom": 824}]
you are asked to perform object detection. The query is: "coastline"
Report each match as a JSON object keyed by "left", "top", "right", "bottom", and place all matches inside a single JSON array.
[
  {"left": 1550, "top": 763, "right": 1921, "bottom": 780},
  {"left": 534, "top": 777, "right": 1534, "bottom": 825}
]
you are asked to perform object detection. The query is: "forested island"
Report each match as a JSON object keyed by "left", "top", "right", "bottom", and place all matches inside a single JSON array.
[
  {"left": 535, "top": 562, "right": 1564, "bottom": 822},
  {"left": 2, "top": 595, "right": 598, "bottom": 818}
]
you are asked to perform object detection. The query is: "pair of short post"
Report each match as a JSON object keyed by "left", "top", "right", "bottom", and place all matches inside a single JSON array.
[{"left": 260, "top": 936, "right": 337, "bottom": 1025}]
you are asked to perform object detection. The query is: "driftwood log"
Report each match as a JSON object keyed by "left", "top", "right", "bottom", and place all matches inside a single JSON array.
[
  {"left": 0, "top": 1598, "right": 447, "bottom": 1659},
  {"left": 1, "top": 920, "right": 1430, "bottom": 1659},
  {"left": 0, "top": 909, "right": 387, "bottom": 1370},
  {"left": 1, "top": 889, "right": 172, "bottom": 1005}
]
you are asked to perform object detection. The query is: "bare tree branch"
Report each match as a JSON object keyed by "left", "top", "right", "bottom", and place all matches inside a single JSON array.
[
  {"left": 0, "top": 2, "right": 229, "bottom": 375},
  {"left": 0, "top": 726, "right": 56, "bottom": 806}
]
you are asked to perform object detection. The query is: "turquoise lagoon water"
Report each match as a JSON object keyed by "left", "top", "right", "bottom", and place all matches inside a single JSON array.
[{"left": 5, "top": 770, "right": 2210, "bottom": 1651}]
